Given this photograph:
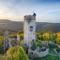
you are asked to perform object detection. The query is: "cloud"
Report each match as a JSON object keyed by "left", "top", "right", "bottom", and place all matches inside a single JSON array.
[
  {"left": 33, "top": 0, "right": 60, "bottom": 2},
  {"left": 0, "top": 0, "right": 60, "bottom": 22},
  {"left": 0, "top": 0, "right": 23, "bottom": 20}
]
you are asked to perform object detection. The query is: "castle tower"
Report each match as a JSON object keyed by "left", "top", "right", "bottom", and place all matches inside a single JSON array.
[{"left": 24, "top": 13, "right": 36, "bottom": 46}]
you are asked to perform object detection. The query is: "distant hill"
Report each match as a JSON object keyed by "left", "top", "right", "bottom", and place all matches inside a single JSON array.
[
  {"left": 0, "top": 20, "right": 60, "bottom": 32},
  {"left": 36, "top": 22, "right": 60, "bottom": 32}
]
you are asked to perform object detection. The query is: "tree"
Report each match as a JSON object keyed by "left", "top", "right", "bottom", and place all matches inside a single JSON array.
[
  {"left": 0, "top": 36, "right": 4, "bottom": 54},
  {"left": 56, "top": 32, "right": 60, "bottom": 44},
  {"left": 43, "top": 32, "right": 50, "bottom": 41},
  {"left": 36, "top": 32, "right": 43, "bottom": 41},
  {"left": 6, "top": 46, "right": 29, "bottom": 60},
  {"left": 49, "top": 33, "right": 56, "bottom": 43}
]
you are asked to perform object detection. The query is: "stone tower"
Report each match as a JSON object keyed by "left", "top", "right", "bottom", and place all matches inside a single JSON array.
[{"left": 24, "top": 13, "right": 36, "bottom": 46}]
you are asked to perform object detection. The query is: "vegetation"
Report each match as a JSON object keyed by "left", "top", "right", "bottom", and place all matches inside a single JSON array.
[
  {"left": 0, "top": 46, "right": 29, "bottom": 60},
  {"left": 6, "top": 46, "right": 29, "bottom": 60},
  {"left": 0, "top": 31, "right": 60, "bottom": 60}
]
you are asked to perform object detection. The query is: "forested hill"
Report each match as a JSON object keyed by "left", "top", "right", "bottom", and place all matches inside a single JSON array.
[{"left": 0, "top": 20, "right": 60, "bottom": 32}]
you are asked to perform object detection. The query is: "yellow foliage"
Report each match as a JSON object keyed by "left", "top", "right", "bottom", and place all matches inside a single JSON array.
[
  {"left": 6, "top": 46, "right": 29, "bottom": 60},
  {"left": 0, "top": 36, "right": 4, "bottom": 40},
  {"left": 43, "top": 32, "right": 50, "bottom": 41},
  {"left": 56, "top": 32, "right": 60, "bottom": 44},
  {"left": 0, "top": 36, "right": 4, "bottom": 47}
]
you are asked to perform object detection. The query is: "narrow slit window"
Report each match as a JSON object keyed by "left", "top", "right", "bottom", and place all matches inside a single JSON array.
[{"left": 30, "top": 26, "right": 33, "bottom": 31}]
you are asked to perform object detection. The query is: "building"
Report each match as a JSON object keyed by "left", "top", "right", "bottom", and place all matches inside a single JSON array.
[{"left": 24, "top": 13, "right": 36, "bottom": 46}]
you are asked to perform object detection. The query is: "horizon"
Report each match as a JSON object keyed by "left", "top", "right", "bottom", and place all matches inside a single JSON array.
[
  {"left": 0, "top": 0, "right": 60, "bottom": 23},
  {"left": 0, "top": 18, "right": 60, "bottom": 23}
]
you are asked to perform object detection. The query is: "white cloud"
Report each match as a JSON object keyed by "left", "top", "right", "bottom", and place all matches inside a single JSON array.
[{"left": 0, "top": 0, "right": 60, "bottom": 23}]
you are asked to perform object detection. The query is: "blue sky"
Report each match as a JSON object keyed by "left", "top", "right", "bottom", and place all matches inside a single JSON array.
[{"left": 0, "top": 0, "right": 60, "bottom": 23}]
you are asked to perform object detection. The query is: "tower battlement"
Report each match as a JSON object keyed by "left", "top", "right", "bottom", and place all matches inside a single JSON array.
[
  {"left": 24, "top": 13, "right": 36, "bottom": 21},
  {"left": 24, "top": 15, "right": 36, "bottom": 20}
]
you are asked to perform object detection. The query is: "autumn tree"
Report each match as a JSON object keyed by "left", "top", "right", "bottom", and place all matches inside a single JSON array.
[{"left": 6, "top": 46, "right": 29, "bottom": 60}]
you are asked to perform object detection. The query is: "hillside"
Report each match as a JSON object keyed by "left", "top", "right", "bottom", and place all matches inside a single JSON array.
[{"left": 0, "top": 20, "right": 60, "bottom": 32}]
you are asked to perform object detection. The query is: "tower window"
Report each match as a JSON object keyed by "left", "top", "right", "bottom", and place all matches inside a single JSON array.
[{"left": 30, "top": 26, "right": 33, "bottom": 31}]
